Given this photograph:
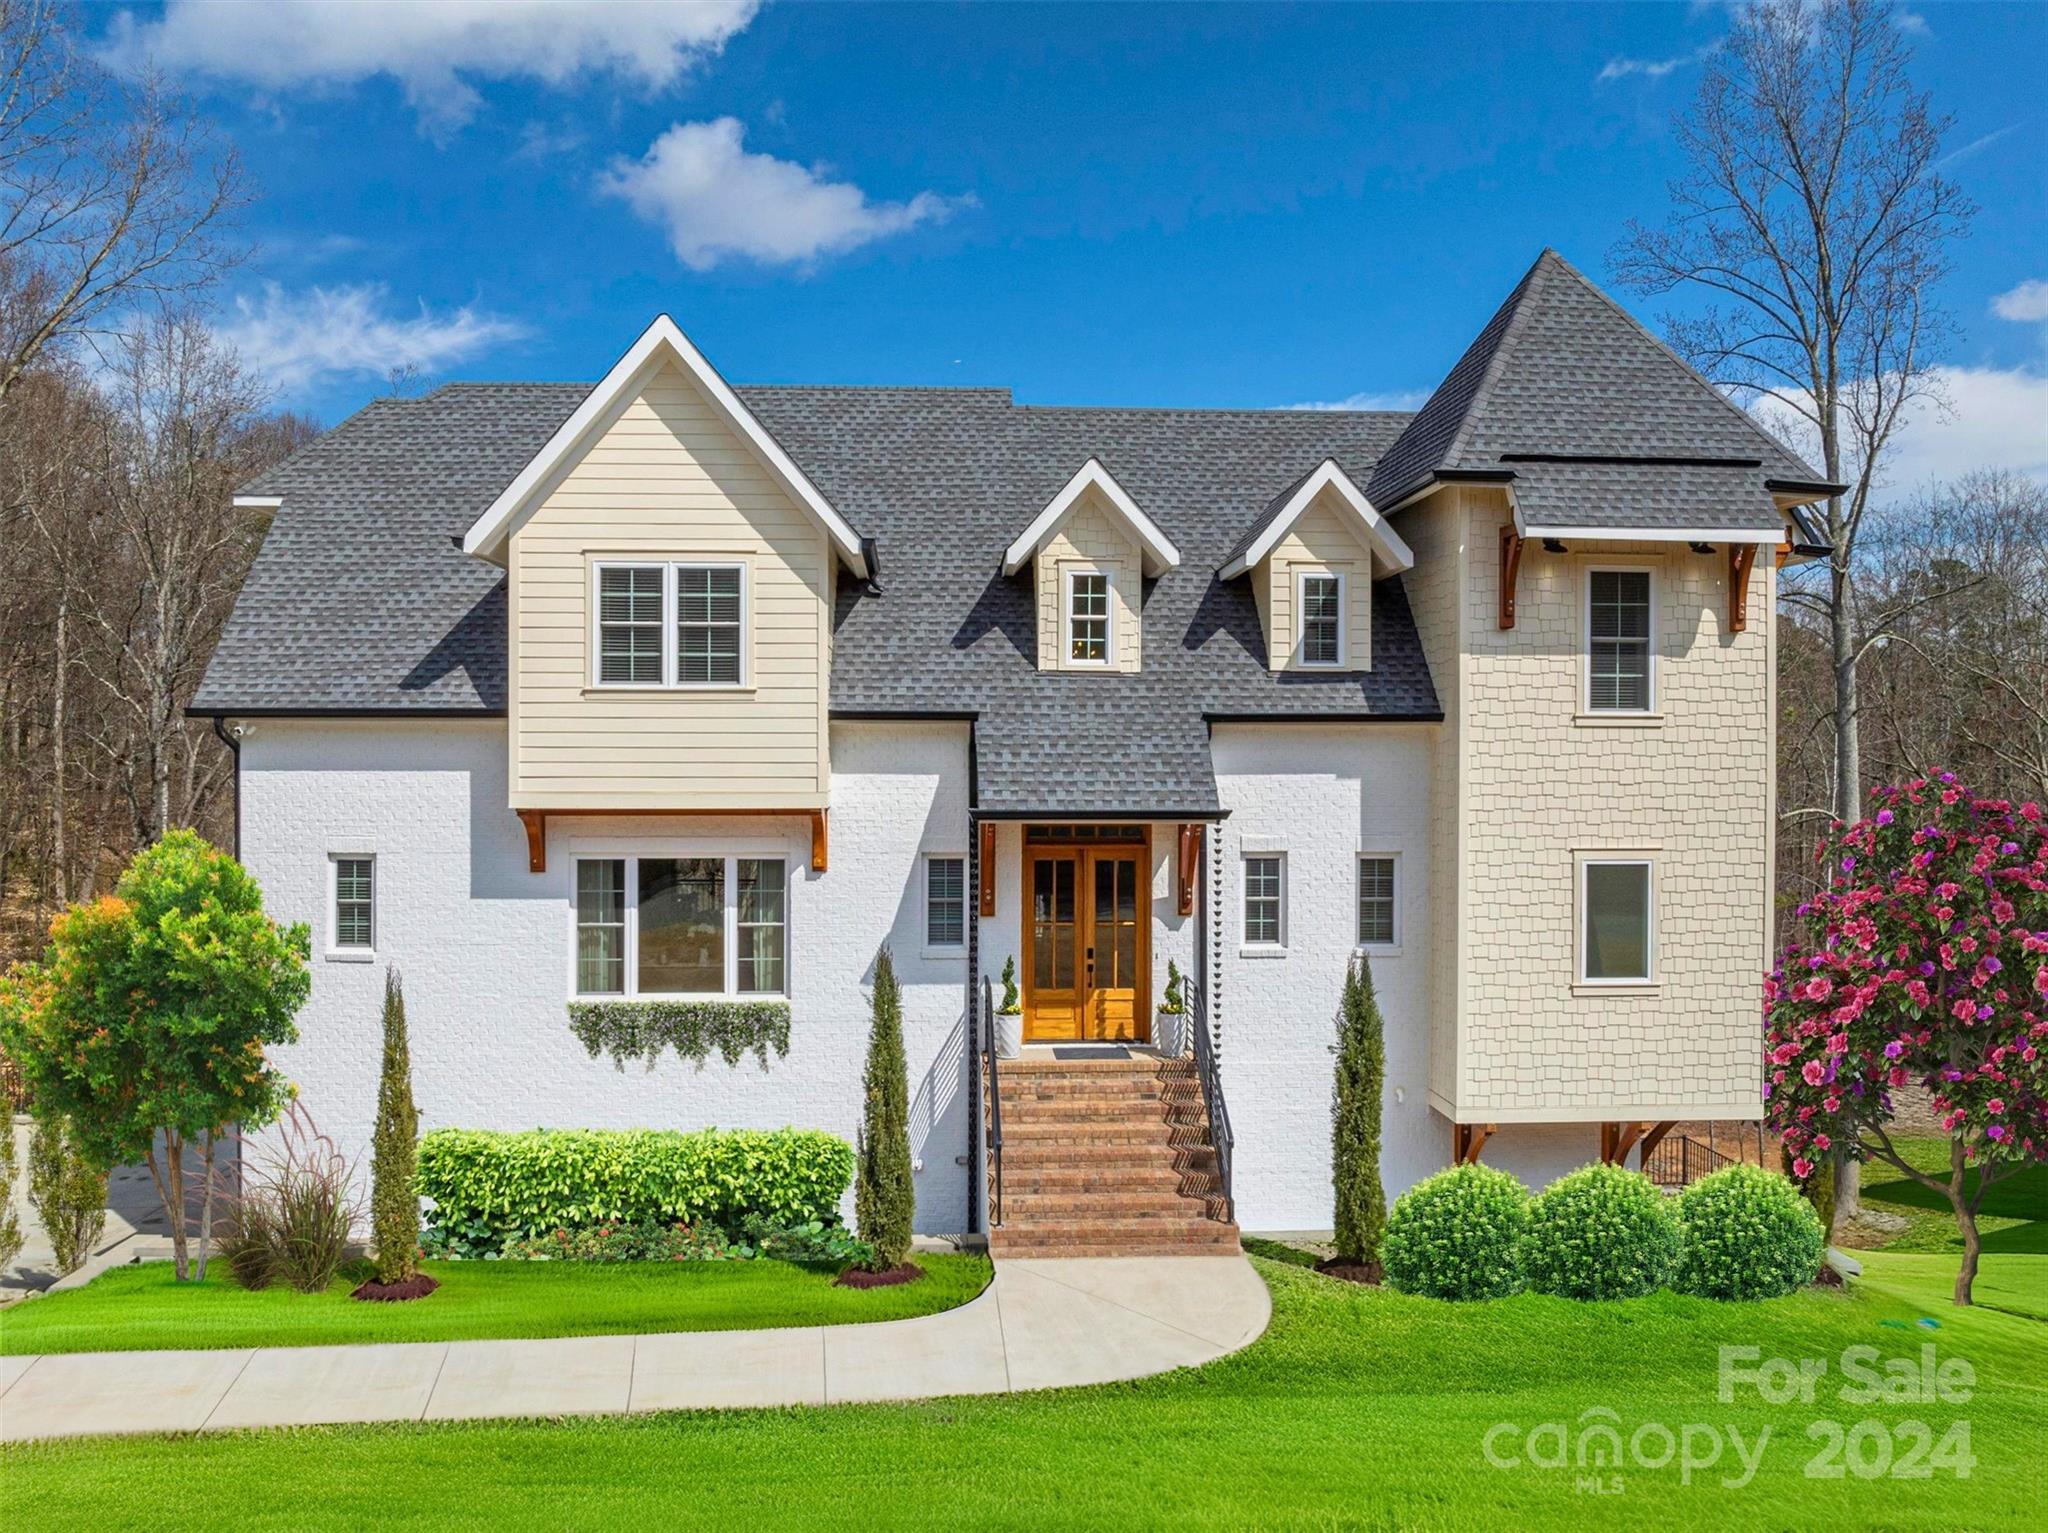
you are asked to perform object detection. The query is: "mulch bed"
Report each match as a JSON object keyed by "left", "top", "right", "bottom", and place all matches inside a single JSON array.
[
  {"left": 351, "top": 1273, "right": 441, "bottom": 1302},
  {"left": 1312, "top": 1257, "right": 1383, "bottom": 1286},
  {"left": 834, "top": 1262, "right": 925, "bottom": 1290}
]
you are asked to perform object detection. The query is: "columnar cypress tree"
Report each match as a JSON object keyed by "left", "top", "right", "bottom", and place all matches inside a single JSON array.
[
  {"left": 855, "top": 947, "right": 914, "bottom": 1271},
  {"left": 1331, "top": 956, "right": 1387, "bottom": 1267},
  {"left": 369, "top": 968, "right": 423, "bottom": 1287}
]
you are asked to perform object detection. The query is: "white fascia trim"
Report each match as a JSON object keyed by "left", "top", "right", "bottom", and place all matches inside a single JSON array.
[
  {"left": 1515, "top": 515, "right": 1781, "bottom": 546},
  {"left": 1001, "top": 457, "right": 1180, "bottom": 578},
  {"left": 461, "top": 315, "right": 867, "bottom": 577},
  {"left": 1219, "top": 458, "right": 1414, "bottom": 579},
  {"left": 233, "top": 494, "right": 284, "bottom": 510}
]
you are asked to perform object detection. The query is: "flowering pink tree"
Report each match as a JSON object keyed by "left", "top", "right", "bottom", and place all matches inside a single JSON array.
[{"left": 1765, "top": 776, "right": 2046, "bottom": 1306}]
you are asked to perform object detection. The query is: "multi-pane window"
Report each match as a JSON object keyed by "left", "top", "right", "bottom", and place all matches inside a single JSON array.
[
  {"left": 597, "top": 565, "right": 664, "bottom": 684},
  {"left": 1068, "top": 572, "right": 1110, "bottom": 663},
  {"left": 737, "top": 858, "right": 787, "bottom": 994},
  {"left": 1300, "top": 574, "right": 1343, "bottom": 666},
  {"left": 1243, "top": 854, "right": 1283, "bottom": 946},
  {"left": 333, "top": 857, "right": 374, "bottom": 950},
  {"left": 1587, "top": 570, "right": 1653, "bottom": 712},
  {"left": 677, "top": 566, "right": 743, "bottom": 685},
  {"left": 925, "top": 856, "right": 966, "bottom": 948},
  {"left": 593, "top": 563, "right": 746, "bottom": 687},
  {"left": 573, "top": 854, "right": 788, "bottom": 997},
  {"left": 1357, "top": 855, "right": 1397, "bottom": 947},
  {"left": 576, "top": 859, "right": 626, "bottom": 994},
  {"left": 1581, "top": 859, "right": 1653, "bottom": 983}
]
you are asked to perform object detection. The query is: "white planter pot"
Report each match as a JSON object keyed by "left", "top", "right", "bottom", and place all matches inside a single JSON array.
[
  {"left": 996, "top": 1009, "right": 1023, "bottom": 1059},
  {"left": 1155, "top": 1008, "right": 1189, "bottom": 1057}
]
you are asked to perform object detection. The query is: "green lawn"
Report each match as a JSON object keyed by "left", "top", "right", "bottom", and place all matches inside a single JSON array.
[
  {"left": 1856, "top": 1135, "right": 2048, "bottom": 1257},
  {"left": 0, "top": 1255, "right": 991, "bottom": 1355},
  {"left": 5, "top": 1250, "right": 2043, "bottom": 1529}
]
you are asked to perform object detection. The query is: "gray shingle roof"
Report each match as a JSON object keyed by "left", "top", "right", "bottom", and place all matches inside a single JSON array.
[
  {"left": 1509, "top": 461, "right": 1785, "bottom": 535},
  {"left": 1366, "top": 249, "right": 1830, "bottom": 528},
  {"left": 195, "top": 385, "right": 1435, "bottom": 813}
]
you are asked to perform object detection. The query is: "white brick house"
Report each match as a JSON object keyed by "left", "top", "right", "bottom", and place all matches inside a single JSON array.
[{"left": 195, "top": 249, "right": 1839, "bottom": 1246}]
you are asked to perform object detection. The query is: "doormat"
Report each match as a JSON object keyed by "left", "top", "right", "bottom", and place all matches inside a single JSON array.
[{"left": 1050, "top": 1046, "right": 1133, "bottom": 1059}]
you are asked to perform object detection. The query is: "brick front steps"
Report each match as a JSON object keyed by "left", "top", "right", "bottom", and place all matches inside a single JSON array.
[{"left": 989, "top": 1053, "right": 1239, "bottom": 1258}]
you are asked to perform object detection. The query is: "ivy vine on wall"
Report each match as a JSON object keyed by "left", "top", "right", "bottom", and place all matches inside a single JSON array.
[{"left": 566, "top": 1000, "right": 793, "bottom": 1071}]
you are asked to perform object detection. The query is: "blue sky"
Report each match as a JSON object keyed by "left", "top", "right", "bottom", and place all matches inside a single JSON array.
[{"left": 96, "top": 2, "right": 2048, "bottom": 487}]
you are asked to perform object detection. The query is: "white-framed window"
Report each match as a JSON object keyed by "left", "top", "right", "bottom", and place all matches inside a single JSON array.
[
  {"left": 329, "top": 854, "right": 375, "bottom": 956},
  {"left": 1065, "top": 568, "right": 1113, "bottom": 665},
  {"left": 1585, "top": 567, "right": 1654, "bottom": 713},
  {"left": 1297, "top": 570, "right": 1345, "bottom": 667},
  {"left": 924, "top": 855, "right": 967, "bottom": 950},
  {"left": 1577, "top": 856, "right": 1655, "bottom": 985},
  {"left": 1356, "top": 853, "right": 1399, "bottom": 949},
  {"left": 572, "top": 853, "right": 788, "bottom": 998},
  {"left": 592, "top": 561, "right": 747, "bottom": 689},
  {"left": 1242, "top": 852, "right": 1285, "bottom": 948}
]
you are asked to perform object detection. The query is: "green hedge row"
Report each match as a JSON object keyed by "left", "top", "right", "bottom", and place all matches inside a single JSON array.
[
  {"left": 1381, "top": 1161, "right": 1824, "bottom": 1302},
  {"left": 417, "top": 1127, "right": 854, "bottom": 1245}
]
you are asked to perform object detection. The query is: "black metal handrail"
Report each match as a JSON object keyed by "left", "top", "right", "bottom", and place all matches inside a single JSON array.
[
  {"left": 1643, "top": 1133, "right": 1736, "bottom": 1189},
  {"left": 1185, "top": 976, "right": 1233, "bottom": 1219},
  {"left": 981, "top": 977, "right": 1004, "bottom": 1227}
]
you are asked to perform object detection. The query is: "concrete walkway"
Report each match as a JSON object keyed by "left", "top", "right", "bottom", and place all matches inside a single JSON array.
[{"left": 0, "top": 1255, "right": 1269, "bottom": 1441}]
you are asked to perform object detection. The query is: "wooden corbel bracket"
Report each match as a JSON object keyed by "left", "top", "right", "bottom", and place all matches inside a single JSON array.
[{"left": 1499, "top": 526, "right": 1525, "bottom": 629}]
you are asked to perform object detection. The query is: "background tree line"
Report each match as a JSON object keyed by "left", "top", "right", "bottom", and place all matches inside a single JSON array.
[{"left": 0, "top": 0, "right": 311, "bottom": 968}]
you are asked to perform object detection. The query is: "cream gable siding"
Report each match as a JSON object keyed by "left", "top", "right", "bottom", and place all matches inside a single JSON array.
[
  {"left": 507, "top": 360, "right": 831, "bottom": 811},
  {"left": 1259, "top": 492, "right": 1375, "bottom": 672},
  {"left": 1402, "top": 486, "right": 1771, "bottom": 1124},
  {"left": 1033, "top": 486, "right": 1143, "bottom": 672}
]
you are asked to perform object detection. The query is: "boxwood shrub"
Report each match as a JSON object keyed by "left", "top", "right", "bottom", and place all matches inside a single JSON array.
[
  {"left": 417, "top": 1127, "right": 854, "bottom": 1252},
  {"left": 1382, "top": 1164, "right": 1530, "bottom": 1300},
  {"left": 1521, "top": 1163, "right": 1681, "bottom": 1300},
  {"left": 1674, "top": 1163, "right": 1826, "bottom": 1300}
]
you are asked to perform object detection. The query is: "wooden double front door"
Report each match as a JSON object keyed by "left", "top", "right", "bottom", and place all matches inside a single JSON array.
[{"left": 1023, "top": 841, "right": 1150, "bottom": 1043}]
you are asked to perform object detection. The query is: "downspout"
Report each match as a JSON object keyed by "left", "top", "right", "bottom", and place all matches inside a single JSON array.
[
  {"left": 210, "top": 716, "right": 241, "bottom": 858},
  {"left": 964, "top": 720, "right": 982, "bottom": 1237}
]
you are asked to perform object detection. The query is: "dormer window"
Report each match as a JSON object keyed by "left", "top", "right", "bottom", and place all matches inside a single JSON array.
[
  {"left": 593, "top": 561, "right": 748, "bottom": 689},
  {"left": 1298, "top": 572, "right": 1343, "bottom": 666},
  {"left": 1002, "top": 458, "right": 1180, "bottom": 675},
  {"left": 1067, "top": 571, "right": 1112, "bottom": 665}
]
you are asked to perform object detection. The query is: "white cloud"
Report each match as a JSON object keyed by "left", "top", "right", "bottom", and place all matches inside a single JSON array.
[
  {"left": 1885, "top": 366, "right": 2048, "bottom": 490},
  {"left": 218, "top": 283, "right": 527, "bottom": 394},
  {"left": 1937, "top": 122, "right": 2022, "bottom": 170},
  {"left": 102, "top": 0, "right": 758, "bottom": 133},
  {"left": 1992, "top": 279, "right": 2048, "bottom": 326},
  {"left": 599, "top": 118, "right": 972, "bottom": 272},
  {"left": 1895, "top": 10, "right": 1930, "bottom": 36},
  {"left": 1596, "top": 44, "right": 1716, "bottom": 83},
  {"left": 1288, "top": 389, "right": 1428, "bottom": 412},
  {"left": 1748, "top": 366, "right": 2048, "bottom": 498}
]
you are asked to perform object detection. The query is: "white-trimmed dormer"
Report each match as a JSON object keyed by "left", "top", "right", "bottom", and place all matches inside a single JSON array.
[
  {"left": 1219, "top": 459, "right": 1413, "bottom": 674},
  {"left": 465, "top": 315, "right": 868, "bottom": 822},
  {"left": 1003, "top": 459, "right": 1178, "bottom": 674}
]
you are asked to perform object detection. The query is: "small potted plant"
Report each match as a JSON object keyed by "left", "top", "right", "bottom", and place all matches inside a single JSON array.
[
  {"left": 995, "top": 954, "right": 1023, "bottom": 1057},
  {"left": 1157, "top": 960, "right": 1188, "bottom": 1056}
]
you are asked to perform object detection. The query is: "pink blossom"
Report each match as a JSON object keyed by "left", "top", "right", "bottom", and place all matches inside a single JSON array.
[
  {"left": 1792, "top": 1157, "right": 1814, "bottom": 1179},
  {"left": 1801, "top": 1060, "right": 1826, "bottom": 1087}
]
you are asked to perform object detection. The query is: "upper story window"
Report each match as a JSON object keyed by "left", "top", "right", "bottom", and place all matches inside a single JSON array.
[
  {"left": 1066, "top": 570, "right": 1112, "bottom": 665},
  {"left": 1586, "top": 568, "right": 1653, "bottom": 712},
  {"left": 330, "top": 855, "right": 374, "bottom": 954},
  {"left": 574, "top": 853, "right": 787, "bottom": 998},
  {"left": 1299, "top": 572, "right": 1344, "bottom": 667},
  {"left": 593, "top": 562, "right": 748, "bottom": 689}
]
